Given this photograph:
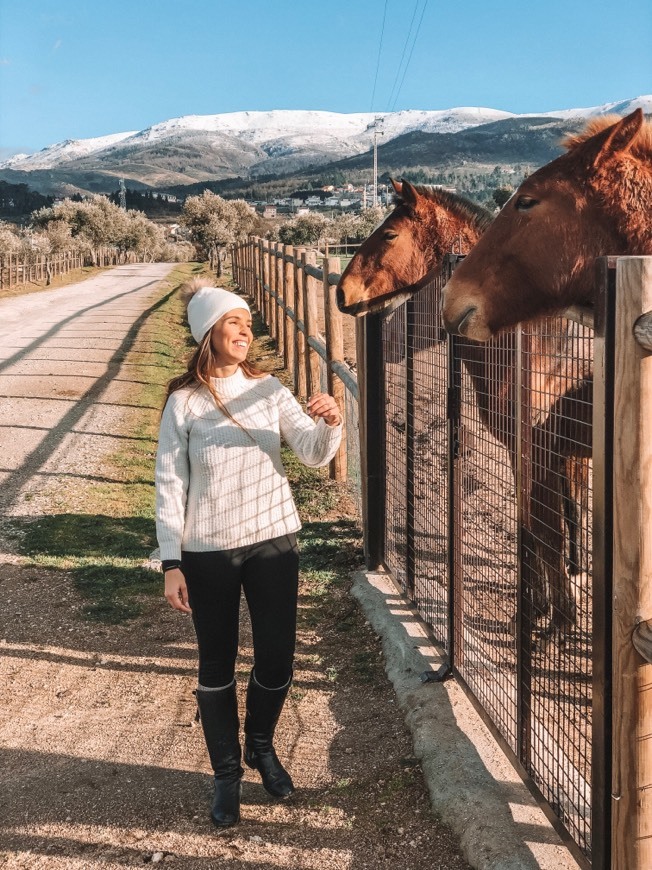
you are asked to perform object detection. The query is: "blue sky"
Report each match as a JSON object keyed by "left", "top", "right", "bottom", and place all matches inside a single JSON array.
[{"left": 1, "top": 0, "right": 650, "bottom": 152}]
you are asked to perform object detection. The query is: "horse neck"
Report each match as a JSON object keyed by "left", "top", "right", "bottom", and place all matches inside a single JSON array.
[
  {"left": 421, "top": 209, "right": 482, "bottom": 272},
  {"left": 593, "top": 157, "right": 652, "bottom": 253},
  {"left": 458, "top": 335, "right": 517, "bottom": 452}
]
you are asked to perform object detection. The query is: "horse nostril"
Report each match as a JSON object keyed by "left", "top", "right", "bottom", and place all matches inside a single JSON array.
[
  {"left": 444, "top": 305, "right": 478, "bottom": 335},
  {"left": 336, "top": 287, "right": 346, "bottom": 312},
  {"left": 455, "top": 306, "right": 477, "bottom": 336}
]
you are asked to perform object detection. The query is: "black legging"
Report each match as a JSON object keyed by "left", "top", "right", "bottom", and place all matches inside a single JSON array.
[{"left": 181, "top": 534, "right": 299, "bottom": 690}]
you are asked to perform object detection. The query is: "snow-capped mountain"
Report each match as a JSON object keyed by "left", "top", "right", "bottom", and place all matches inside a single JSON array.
[
  {"left": 1, "top": 107, "right": 514, "bottom": 173},
  {"left": 1, "top": 96, "right": 648, "bottom": 195},
  {"left": 1, "top": 130, "right": 138, "bottom": 171},
  {"left": 536, "top": 94, "right": 652, "bottom": 121}
]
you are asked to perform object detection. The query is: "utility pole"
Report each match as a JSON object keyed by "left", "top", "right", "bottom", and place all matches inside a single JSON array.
[{"left": 367, "top": 117, "right": 384, "bottom": 208}]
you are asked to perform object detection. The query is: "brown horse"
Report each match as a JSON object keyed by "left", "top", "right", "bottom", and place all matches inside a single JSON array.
[
  {"left": 441, "top": 108, "right": 652, "bottom": 338},
  {"left": 338, "top": 180, "right": 589, "bottom": 635}
]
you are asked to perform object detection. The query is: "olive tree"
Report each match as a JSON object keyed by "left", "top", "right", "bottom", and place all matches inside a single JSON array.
[
  {"left": 181, "top": 191, "right": 257, "bottom": 275},
  {"left": 277, "top": 213, "right": 331, "bottom": 246}
]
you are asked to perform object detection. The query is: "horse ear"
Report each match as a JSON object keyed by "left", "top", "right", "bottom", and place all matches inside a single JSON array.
[
  {"left": 584, "top": 109, "right": 643, "bottom": 167},
  {"left": 390, "top": 179, "right": 403, "bottom": 196},
  {"left": 400, "top": 179, "right": 419, "bottom": 207}
]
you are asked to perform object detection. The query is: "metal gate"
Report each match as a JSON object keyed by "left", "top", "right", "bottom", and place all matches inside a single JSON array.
[{"left": 358, "top": 256, "right": 614, "bottom": 868}]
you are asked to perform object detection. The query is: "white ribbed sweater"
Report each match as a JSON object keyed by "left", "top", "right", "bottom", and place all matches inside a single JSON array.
[{"left": 155, "top": 368, "right": 342, "bottom": 560}]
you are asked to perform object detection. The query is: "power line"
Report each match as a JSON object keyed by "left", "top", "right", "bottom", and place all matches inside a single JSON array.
[
  {"left": 390, "top": 0, "right": 429, "bottom": 112},
  {"left": 386, "top": 0, "right": 420, "bottom": 112},
  {"left": 369, "top": 0, "right": 389, "bottom": 113}
]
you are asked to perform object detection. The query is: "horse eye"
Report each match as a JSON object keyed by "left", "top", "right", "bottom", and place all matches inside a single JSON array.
[
  {"left": 515, "top": 195, "right": 539, "bottom": 211},
  {"left": 384, "top": 231, "right": 398, "bottom": 241}
]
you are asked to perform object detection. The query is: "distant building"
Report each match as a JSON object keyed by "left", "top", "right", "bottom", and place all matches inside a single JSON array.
[{"left": 262, "top": 205, "right": 277, "bottom": 218}]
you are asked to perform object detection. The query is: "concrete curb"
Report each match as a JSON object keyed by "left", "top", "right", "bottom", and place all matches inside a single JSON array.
[{"left": 351, "top": 571, "right": 582, "bottom": 870}]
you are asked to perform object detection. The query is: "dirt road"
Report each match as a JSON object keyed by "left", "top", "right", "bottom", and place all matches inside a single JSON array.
[
  {"left": 0, "top": 263, "right": 176, "bottom": 515},
  {"left": 0, "top": 265, "right": 470, "bottom": 869}
]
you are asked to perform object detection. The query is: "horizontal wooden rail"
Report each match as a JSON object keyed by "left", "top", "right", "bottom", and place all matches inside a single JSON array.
[
  {"left": 306, "top": 335, "right": 327, "bottom": 361},
  {"left": 562, "top": 304, "right": 594, "bottom": 329},
  {"left": 331, "top": 360, "right": 358, "bottom": 400}
]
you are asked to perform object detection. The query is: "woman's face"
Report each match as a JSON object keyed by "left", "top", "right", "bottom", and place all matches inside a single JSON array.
[{"left": 210, "top": 308, "right": 253, "bottom": 366}]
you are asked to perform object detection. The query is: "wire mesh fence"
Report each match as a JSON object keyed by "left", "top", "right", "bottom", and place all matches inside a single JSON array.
[{"left": 370, "top": 257, "right": 606, "bottom": 867}]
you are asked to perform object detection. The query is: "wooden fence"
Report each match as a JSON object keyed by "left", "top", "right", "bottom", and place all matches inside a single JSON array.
[
  {"left": 0, "top": 247, "right": 136, "bottom": 290},
  {"left": 231, "top": 236, "right": 360, "bottom": 503}
]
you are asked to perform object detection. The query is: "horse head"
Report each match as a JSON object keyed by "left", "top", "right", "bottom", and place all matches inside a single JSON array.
[
  {"left": 336, "top": 180, "right": 434, "bottom": 316},
  {"left": 441, "top": 109, "right": 650, "bottom": 340},
  {"left": 337, "top": 180, "right": 492, "bottom": 317}
]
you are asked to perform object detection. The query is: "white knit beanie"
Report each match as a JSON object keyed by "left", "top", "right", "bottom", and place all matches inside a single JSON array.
[{"left": 187, "top": 286, "right": 251, "bottom": 344}]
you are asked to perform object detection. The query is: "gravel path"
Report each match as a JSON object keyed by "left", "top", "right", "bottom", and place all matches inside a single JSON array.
[{"left": 0, "top": 266, "right": 471, "bottom": 869}]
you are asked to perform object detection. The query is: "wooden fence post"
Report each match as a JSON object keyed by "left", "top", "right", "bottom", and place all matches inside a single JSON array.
[
  {"left": 323, "top": 254, "right": 346, "bottom": 481},
  {"left": 249, "top": 238, "right": 256, "bottom": 306},
  {"left": 611, "top": 256, "right": 652, "bottom": 870},
  {"left": 294, "top": 247, "right": 307, "bottom": 399},
  {"left": 248, "top": 240, "right": 252, "bottom": 294},
  {"left": 276, "top": 242, "right": 285, "bottom": 359},
  {"left": 264, "top": 240, "right": 272, "bottom": 329},
  {"left": 283, "top": 245, "right": 295, "bottom": 377},
  {"left": 302, "top": 250, "right": 321, "bottom": 399},
  {"left": 247, "top": 238, "right": 254, "bottom": 298},
  {"left": 267, "top": 242, "right": 274, "bottom": 333},
  {"left": 257, "top": 238, "right": 264, "bottom": 312},
  {"left": 268, "top": 242, "right": 275, "bottom": 337},
  {"left": 263, "top": 242, "right": 269, "bottom": 327},
  {"left": 271, "top": 243, "right": 280, "bottom": 347},
  {"left": 256, "top": 238, "right": 264, "bottom": 314}
]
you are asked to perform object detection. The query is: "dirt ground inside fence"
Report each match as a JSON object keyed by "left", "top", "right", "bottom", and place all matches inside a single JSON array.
[{"left": 0, "top": 265, "right": 471, "bottom": 869}]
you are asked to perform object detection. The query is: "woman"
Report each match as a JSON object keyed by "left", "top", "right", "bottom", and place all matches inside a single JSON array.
[{"left": 155, "top": 279, "right": 342, "bottom": 828}]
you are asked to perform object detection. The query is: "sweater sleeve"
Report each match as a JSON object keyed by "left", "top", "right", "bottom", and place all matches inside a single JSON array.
[
  {"left": 277, "top": 383, "right": 343, "bottom": 468},
  {"left": 155, "top": 393, "right": 190, "bottom": 561}
]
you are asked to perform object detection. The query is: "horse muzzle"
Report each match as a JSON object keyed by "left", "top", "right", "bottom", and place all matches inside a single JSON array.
[{"left": 442, "top": 301, "right": 493, "bottom": 341}]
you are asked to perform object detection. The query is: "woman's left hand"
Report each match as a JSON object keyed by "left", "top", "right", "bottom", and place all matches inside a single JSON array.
[{"left": 307, "top": 393, "right": 341, "bottom": 427}]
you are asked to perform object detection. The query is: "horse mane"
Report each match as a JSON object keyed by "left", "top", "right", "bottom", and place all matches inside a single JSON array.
[
  {"left": 563, "top": 114, "right": 652, "bottom": 157},
  {"left": 393, "top": 184, "right": 494, "bottom": 232}
]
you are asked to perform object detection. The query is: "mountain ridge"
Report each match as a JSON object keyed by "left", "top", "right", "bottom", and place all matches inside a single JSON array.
[{"left": 2, "top": 96, "right": 650, "bottom": 197}]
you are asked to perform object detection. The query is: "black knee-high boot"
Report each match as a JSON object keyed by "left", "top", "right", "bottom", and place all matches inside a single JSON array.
[
  {"left": 195, "top": 680, "right": 243, "bottom": 827},
  {"left": 244, "top": 670, "right": 295, "bottom": 799}
]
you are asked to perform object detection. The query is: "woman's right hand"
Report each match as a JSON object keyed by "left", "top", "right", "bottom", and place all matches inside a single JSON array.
[{"left": 164, "top": 568, "right": 192, "bottom": 613}]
